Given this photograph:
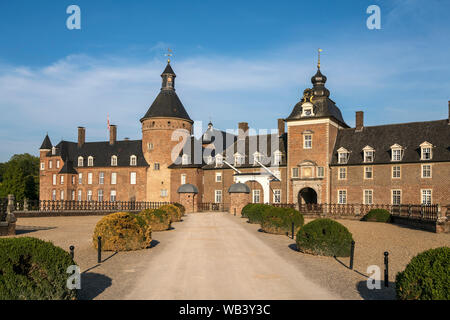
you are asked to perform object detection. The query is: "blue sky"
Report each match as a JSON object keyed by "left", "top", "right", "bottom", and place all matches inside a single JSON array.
[{"left": 0, "top": 0, "right": 449, "bottom": 161}]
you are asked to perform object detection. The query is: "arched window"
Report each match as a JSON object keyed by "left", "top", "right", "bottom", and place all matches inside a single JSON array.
[
  {"left": 111, "top": 155, "right": 118, "bottom": 166},
  {"left": 88, "top": 156, "right": 94, "bottom": 167},
  {"left": 130, "top": 155, "right": 137, "bottom": 166},
  {"left": 77, "top": 156, "right": 84, "bottom": 167}
]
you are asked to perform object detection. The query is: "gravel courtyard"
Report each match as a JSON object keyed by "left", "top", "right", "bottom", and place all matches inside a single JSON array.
[{"left": 10, "top": 212, "right": 450, "bottom": 300}]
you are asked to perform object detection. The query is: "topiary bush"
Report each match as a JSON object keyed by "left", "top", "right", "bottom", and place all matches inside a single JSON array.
[
  {"left": 241, "top": 203, "right": 255, "bottom": 218},
  {"left": 245, "top": 204, "right": 272, "bottom": 224},
  {"left": 93, "top": 212, "right": 152, "bottom": 251},
  {"left": 160, "top": 204, "right": 182, "bottom": 222},
  {"left": 396, "top": 247, "right": 450, "bottom": 300},
  {"left": 260, "top": 207, "right": 304, "bottom": 235},
  {"left": 173, "top": 203, "right": 186, "bottom": 216},
  {"left": 138, "top": 208, "right": 171, "bottom": 231},
  {"left": 362, "top": 209, "right": 391, "bottom": 223},
  {"left": 0, "top": 237, "right": 77, "bottom": 300},
  {"left": 296, "top": 218, "right": 354, "bottom": 257}
]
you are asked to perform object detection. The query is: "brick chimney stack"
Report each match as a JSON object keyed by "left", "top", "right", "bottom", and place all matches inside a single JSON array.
[
  {"left": 355, "top": 111, "right": 364, "bottom": 131},
  {"left": 78, "top": 127, "right": 85, "bottom": 147},
  {"left": 278, "top": 118, "right": 285, "bottom": 136},
  {"left": 109, "top": 125, "right": 117, "bottom": 145},
  {"left": 238, "top": 122, "right": 249, "bottom": 140}
]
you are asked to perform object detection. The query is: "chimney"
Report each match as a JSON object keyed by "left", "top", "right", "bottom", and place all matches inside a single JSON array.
[
  {"left": 278, "top": 118, "right": 285, "bottom": 136},
  {"left": 238, "top": 122, "right": 249, "bottom": 140},
  {"left": 355, "top": 111, "right": 364, "bottom": 131},
  {"left": 78, "top": 127, "right": 85, "bottom": 147},
  {"left": 109, "top": 125, "right": 117, "bottom": 145}
]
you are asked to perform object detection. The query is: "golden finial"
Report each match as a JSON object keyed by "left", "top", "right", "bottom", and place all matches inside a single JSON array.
[
  {"left": 165, "top": 48, "right": 173, "bottom": 63},
  {"left": 318, "top": 48, "right": 323, "bottom": 69}
]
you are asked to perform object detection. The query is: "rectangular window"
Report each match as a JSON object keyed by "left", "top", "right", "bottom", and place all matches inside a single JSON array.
[
  {"left": 111, "top": 172, "right": 117, "bottom": 185},
  {"left": 88, "top": 173, "right": 93, "bottom": 185},
  {"left": 392, "top": 149, "right": 402, "bottom": 161},
  {"left": 60, "top": 190, "right": 64, "bottom": 200},
  {"left": 160, "top": 189, "right": 168, "bottom": 197},
  {"left": 154, "top": 163, "right": 160, "bottom": 170},
  {"left": 77, "top": 190, "right": 82, "bottom": 201},
  {"left": 40, "top": 162, "right": 45, "bottom": 170},
  {"left": 49, "top": 160, "right": 53, "bottom": 169},
  {"left": 421, "top": 189, "right": 432, "bottom": 204},
  {"left": 98, "top": 189, "right": 103, "bottom": 202},
  {"left": 60, "top": 175, "right": 64, "bottom": 185},
  {"left": 392, "top": 190, "right": 401, "bottom": 205},
  {"left": 422, "top": 147, "right": 432, "bottom": 160},
  {"left": 99, "top": 172, "right": 104, "bottom": 184},
  {"left": 130, "top": 172, "right": 137, "bottom": 185},
  {"left": 215, "top": 190, "right": 223, "bottom": 203},
  {"left": 181, "top": 174, "right": 186, "bottom": 185},
  {"left": 364, "top": 166, "right": 373, "bottom": 179},
  {"left": 422, "top": 164, "right": 432, "bottom": 178},
  {"left": 87, "top": 190, "right": 92, "bottom": 201},
  {"left": 252, "top": 190, "right": 260, "bottom": 204},
  {"left": 78, "top": 173, "right": 82, "bottom": 184},
  {"left": 52, "top": 189, "right": 56, "bottom": 201},
  {"left": 72, "top": 176, "right": 75, "bottom": 185},
  {"left": 52, "top": 174, "right": 56, "bottom": 185},
  {"left": 338, "top": 190, "right": 347, "bottom": 204},
  {"left": 273, "top": 189, "right": 281, "bottom": 203},
  {"left": 338, "top": 152, "right": 348, "bottom": 164},
  {"left": 274, "top": 153, "right": 282, "bottom": 165},
  {"left": 56, "top": 160, "right": 60, "bottom": 169},
  {"left": 364, "top": 190, "right": 373, "bottom": 205},
  {"left": 303, "top": 134, "right": 312, "bottom": 149},
  {"left": 338, "top": 167, "right": 347, "bottom": 180},
  {"left": 392, "top": 165, "right": 401, "bottom": 179},
  {"left": 215, "top": 172, "right": 222, "bottom": 182},
  {"left": 292, "top": 167, "right": 299, "bottom": 178},
  {"left": 71, "top": 190, "right": 75, "bottom": 201},
  {"left": 364, "top": 151, "right": 374, "bottom": 163},
  {"left": 110, "top": 190, "right": 116, "bottom": 202},
  {"left": 317, "top": 167, "right": 324, "bottom": 178}
]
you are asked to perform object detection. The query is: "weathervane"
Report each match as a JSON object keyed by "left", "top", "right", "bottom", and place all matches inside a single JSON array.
[
  {"left": 318, "top": 48, "right": 323, "bottom": 69},
  {"left": 165, "top": 48, "right": 173, "bottom": 63}
]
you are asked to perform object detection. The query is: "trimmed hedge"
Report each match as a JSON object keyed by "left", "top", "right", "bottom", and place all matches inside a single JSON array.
[
  {"left": 160, "top": 204, "right": 182, "bottom": 222},
  {"left": 396, "top": 247, "right": 450, "bottom": 300},
  {"left": 362, "top": 209, "right": 391, "bottom": 223},
  {"left": 138, "top": 209, "right": 172, "bottom": 231},
  {"left": 93, "top": 212, "right": 152, "bottom": 251},
  {"left": 173, "top": 203, "right": 186, "bottom": 216},
  {"left": 0, "top": 237, "right": 77, "bottom": 300},
  {"left": 260, "top": 207, "right": 304, "bottom": 235},
  {"left": 243, "top": 204, "right": 272, "bottom": 224},
  {"left": 296, "top": 218, "right": 354, "bottom": 257}
]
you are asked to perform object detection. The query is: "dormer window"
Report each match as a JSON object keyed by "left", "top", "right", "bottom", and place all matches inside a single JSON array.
[
  {"left": 253, "top": 152, "right": 263, "bottom": 165},
  {"left": 273, "top": 150, "right": 283, "bottom": 165},
  {"left": 234, "top": 153, "right": 244, "bottom": 166},
  {"left": 130, "top": 155, "right": 137, "bottom": 166},
  {"left": 77, "top": 156, "right": 84, "bottom": 167},
  {"left": 52, "top": 146, "right": 56, "bottom": 155},
  {"left": 337, "top": 147, "right": 349, "bottom": 164},
  {"left": 111, "top": 155, "right": 118, "bottom": 166},
  {"left": 206, "top": 155, "right": 214, "bottom": 165},
  {"left": 301, "top": 102, "right": 314, "bottom": 117},
  {"left": 420, "top": 142, "right": 433, "bottom": 160},
  {"left": 182, "top": 154, "right": 189, "bottom": 165},
  {"left": 87, "top": 156, "right": 94, "bottom": 167},
  {"left": 363, "top": 146, "right": 375, "bottom": 163},
  {"left": 215, "top": 154, "right": 223, "bottom": 167},
  {"left": 390, "top": 144, "right": 404, "bottom": 162}
]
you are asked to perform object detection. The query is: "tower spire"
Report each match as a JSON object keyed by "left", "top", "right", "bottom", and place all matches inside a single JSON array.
[
  {"left": 165, "top": 48, "right": 173, "bottom": 64},
  {"left": 317, "top": 48, "right": 323, "bottom": 69}
]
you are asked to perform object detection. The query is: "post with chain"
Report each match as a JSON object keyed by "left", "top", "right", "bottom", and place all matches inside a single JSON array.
[
  {"left": 97, "top": 236, "right": 102, "bottom": 263},
  {"left": 349, "top": 241, "right": 355, "bottom": 270},
  {"left": 384, "top": 251, "right": 389, "bottom": 287},
  {"left": 69, "top": 245, "right": 75, "bottom": 260}
]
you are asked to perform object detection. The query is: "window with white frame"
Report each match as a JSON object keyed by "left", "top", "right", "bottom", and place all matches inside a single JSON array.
[
  {"left": 49, "top": 160, "right": 53, "bottom": 169},
  {"left": 181, "top": 174, "right": 186, "bottom": 185},
  {"left": 111, "top": 155, "right": 118, "bottom": 166},
  {"left": 338, "top": 167, "right": 347, "bottom": 180},
  {"left": 364, "top": 166, "right": 373, "bottom": 179},
  {"left": 207, "top": 155, "right": 214, "bottom": 165},
  {"left": 110, "top": 190, "right": 116, "bottom": 202},
  {"left": 421, "top": 164, "right": 432, "bottom": 178},
  {"left": 60, "top": 190, "right": 64, "bottom": 200},
  {"left": 40, "top": 162, "right": 45, "bottom": 170},
  {"left": 72, "top": 176, "right": 75, "bottom": 185},
  {"left": 253, "top": 152, "right": 263, "bottom": 165},
  {"left": 52, "top": 174, "right": 56, "bottom": 185},
  {"left": 215, "top": 190, "right": 222, "bottom": 203},
  {"left": 87, "top": 190, "right": 92, "bottom": 201},
  {"left": 273, "top": 151, "right": 282, "bottom": 165},
  {"left": 392, "top": 190, "right": 401, "bottom": 205},
  {"left": 392, "top": 165, "right": 401, "bottom": 179},
  {"left": 52, "top": 146, "right": 56, "bottom": 155},
  {"left": 364, "top": 190, "right": 373, "bottom": 205},
  {"left": 338, "top": 190, "right": 347, "bottom": 204},
  {"left": 420, "top": 142, "right": 432, "bottom": 160},
  {"left": 56, "top": 160, "right": 60, "bottom": 169},
  {"left": 215, "top": 155, "right": 223, "bottom": 166},
  {"left": 130, "top": 172, "right": 137, "bottom": 185},
  {"left": 421, "top": 189, "right": 432, "bottom": 204},
  {"left": 337, "top": 148, "right": 349, "bottom": 164},
  {"left": 215, "top": 172, "right": 222, "bottom": 182},
  {"left": 234, "top": 153, "right": 244, "bottom": 166},
  {"left": 182, "top": 154, "right": 189, "bottom": 165},
  {"left": 77, "top": 157, "right": 83, "bottom": 167},
  {"left": 154, "top": 163, "right": 160, "bottom": 170},
  {"left": 391, "top": 144, "right": 404, "bottom": 162},
  {"left": 87, "top": 156, "right": 94, "bottom": 167},
  {"left": 111, "top": 172, "right": 117, "bottom": 185},
  {"left": 99, "top": 172, "right": 104, "bottom": 184},
  {"left": 161, "top": 189, "right": 168, "bottom": 197},
  {"left": 252, "top": 190, "right": 260, "bottom": 203},
  {"left": 78, "top": 173, "right": 82, "bottom": 184},
  {"left": 98, "top": 189, "right": 104, "bottom": 202},
  {"left": 273, "top": 189, "right": 281, "bottom": 203},
  {"left": 71, "top": 190, "right": 75, "bottom": 201},
  {"left": 303, "top": 134, "right": 312, "bottom": 149},
  {"left": 317, "top": 166, "right": 324, "bottom": 178},
  {"left": 77, "top": 190, "right": 82, "bottom": 201},
  {"left": 363, "top": 146, "right": 375, "bottom": 163},
  {"left": 88, "top": 172, "right": 93, "bottom": 185},
  {"left": 60, "top": 175, "right": 64, "bottom": 185},
  {"left": 292, "top": 167, "right": 299, "bottom": 178},
  {"left": 130, "top": 155, "right": 137, "bottom": 166},
  {"left": 52, "top": 189, "right": 56, "bottom": 201}
]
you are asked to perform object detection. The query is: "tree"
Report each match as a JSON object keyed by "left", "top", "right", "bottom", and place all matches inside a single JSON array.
[{"left": 0, "top": 154, "right": 40, "bottom": 201}]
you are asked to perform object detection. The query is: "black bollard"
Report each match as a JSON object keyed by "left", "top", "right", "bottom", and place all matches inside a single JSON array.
[
  {"left": 291, "top": 222, "right": 294, "bottom": 239},
  {"left": 234, "top": 208, "right": 236, "bottom": 216},
  {"left": 97, "top": 236, "right": 102, "bottom": 263},
  {"left": 384, "top": 251, "right": 389, "bottom": 287},
  {"left": 69, "top": 245, "right": 75, "bottom": 260},
  {"left": 349, "top": 241, "right": 355, "bottom": 270}
]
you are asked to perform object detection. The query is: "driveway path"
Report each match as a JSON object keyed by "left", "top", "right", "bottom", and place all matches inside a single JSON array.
[{"left": 126, "top": 212, "right": 339, "bottom": 300}]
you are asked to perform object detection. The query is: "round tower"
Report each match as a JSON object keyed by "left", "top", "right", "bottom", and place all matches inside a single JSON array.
[{"left": 141, "top": 61, "right": 193, "bottom": 201}]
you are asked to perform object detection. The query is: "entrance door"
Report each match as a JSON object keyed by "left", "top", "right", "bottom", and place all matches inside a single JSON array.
[{"left": 298, "top": 188, "right": 318, "bottom": 211}]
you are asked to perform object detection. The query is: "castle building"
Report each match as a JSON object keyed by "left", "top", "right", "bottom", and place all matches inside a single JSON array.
[{"left": 39, "top": 58, "right": 450, "bottom": 207}]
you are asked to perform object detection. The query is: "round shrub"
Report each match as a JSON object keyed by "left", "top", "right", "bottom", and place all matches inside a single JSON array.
[
  {"left": 138, "top": 209, "right": 171, "bottom": 231},
  {"left": 245, "top": 204, "right": 272, "bottom": 224},
  {"left": 173, "top": 203, "right": 186, "bottom": 216},
  {"left": 296, "top": 218, "right": 354, "bottom": 257},
  {"left": 160, "top": 204, "right": 182, "bottom": 222},
  {"left": 0, "top": 237, "right": 77, "bottom": 300},
  {"left": 396, "top": 247, "right": 450, "bottom": 300},
  {"left": 93, "top": 212, "right": 152, "bottom": 251},
  {"left": 362, "top": 209, "right": 391, "bottom": 223},
  {"left": 241, "top": 203, "right": 255, "bottom": 218},
  {"left": 260, "top": 207, "right": 304, "bottom": 235}
]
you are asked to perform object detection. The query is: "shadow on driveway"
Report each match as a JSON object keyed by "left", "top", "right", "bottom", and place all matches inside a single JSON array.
[{"left": 78, "top": 273, "right": 113, "bottom": 300}]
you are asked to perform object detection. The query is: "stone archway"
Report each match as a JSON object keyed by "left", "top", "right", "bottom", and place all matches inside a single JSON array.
[{"left": 298, "top": 187, "right": 318, "bottom": 205}]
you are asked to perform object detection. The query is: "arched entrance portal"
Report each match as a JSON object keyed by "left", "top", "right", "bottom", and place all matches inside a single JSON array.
[{"left": 298, "top": 187, "right": 317, "bottom": 205}]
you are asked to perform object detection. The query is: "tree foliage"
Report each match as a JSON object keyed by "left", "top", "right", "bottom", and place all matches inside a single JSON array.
[{"left": 0, "top": 153, "right": 40, "bottom": 201}]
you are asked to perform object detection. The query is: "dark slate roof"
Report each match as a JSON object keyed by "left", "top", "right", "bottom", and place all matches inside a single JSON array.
[
  {"left": 40, "top": 134, "right": 52, "bottom": 150},
  {"left": 228, "top": 183, "right": 250, "bottom": 193},
  {"left": 177, "top": 184, "right": 199, "bottom": 194},
  {"left": 162, "top": 63, "right": 175, "bottom": 75},
  {"left": 58, "top": 160, "right": 77, "bottom": 174},
  {"left": 141, "top": 89, "right": 192, "bottom": 122},
  {"left": 331, "top": 119, "right": 450, "bottom": 165},
  {"left": 48, "top": 140, "right": 148, "bottom": 168}
]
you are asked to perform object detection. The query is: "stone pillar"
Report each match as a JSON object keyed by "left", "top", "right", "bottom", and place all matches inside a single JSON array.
[
  {"left": 228, "top": 183, "right": 251, "bottom": 216},
  {"left": 1, "top": 194, "right": 17, "bottom": 236}
]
